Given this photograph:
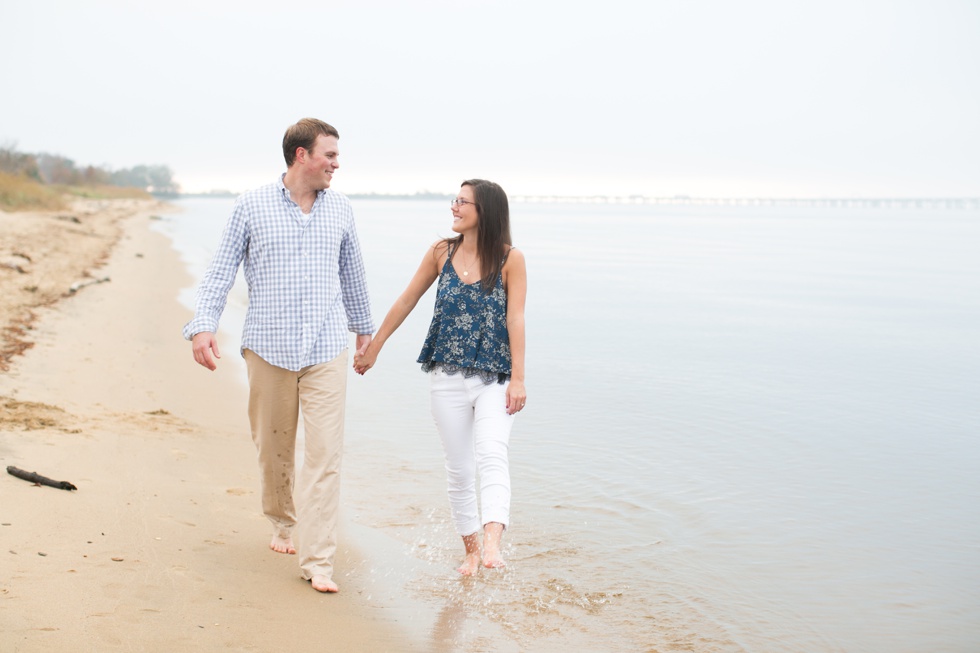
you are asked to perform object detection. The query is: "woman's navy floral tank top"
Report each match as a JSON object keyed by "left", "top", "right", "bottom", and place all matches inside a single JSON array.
[{"left": 417, "top": 244, "right": 512, "bottom": 384}]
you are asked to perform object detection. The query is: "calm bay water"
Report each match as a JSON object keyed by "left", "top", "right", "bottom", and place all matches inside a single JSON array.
[{"left": 158, "top": 197, "right": 980, "bottom": 652}]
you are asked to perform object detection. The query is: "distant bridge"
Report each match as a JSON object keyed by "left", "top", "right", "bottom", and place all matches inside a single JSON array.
[{"left": 509, "top": 196, "right": 980, "bottom": 209}]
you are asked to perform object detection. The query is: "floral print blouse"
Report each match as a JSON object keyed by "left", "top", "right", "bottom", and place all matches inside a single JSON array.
[{"left": 417, "top": 244, "right": 512, "bottom": 384}]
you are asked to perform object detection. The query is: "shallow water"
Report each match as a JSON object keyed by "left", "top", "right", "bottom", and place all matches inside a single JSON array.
[{"left": 160, "top": 197, "right": 980, "bottom": 652}]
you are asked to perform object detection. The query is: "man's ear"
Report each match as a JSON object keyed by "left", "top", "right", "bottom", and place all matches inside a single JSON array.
[{"left": 294, "top": 147, "right": 307, "bottom": 164}]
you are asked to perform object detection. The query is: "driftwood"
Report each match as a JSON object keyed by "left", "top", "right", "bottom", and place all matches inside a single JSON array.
[
  {"left": 6, "top": 466, "right": 77, "bottom": 491},
  {"left": 68, "top": 276, "right": 110, "bottom": 294}
]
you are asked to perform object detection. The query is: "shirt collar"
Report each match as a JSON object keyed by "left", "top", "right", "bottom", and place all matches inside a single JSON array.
[{"left": 278, "top": 173, "right": 329, "bottom": 207}]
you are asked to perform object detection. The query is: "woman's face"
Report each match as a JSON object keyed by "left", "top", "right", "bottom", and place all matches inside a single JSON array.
[{"left": 451, "top": 185, "right": 479, "bottom": 234}]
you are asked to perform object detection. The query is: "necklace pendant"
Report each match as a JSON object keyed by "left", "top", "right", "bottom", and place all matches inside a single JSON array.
[{"left": 463, "top": 270, "right": 469, "bottom": 276}]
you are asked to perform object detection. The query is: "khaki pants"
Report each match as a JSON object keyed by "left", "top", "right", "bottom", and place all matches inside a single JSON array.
[{"left": 244, "top": 348, "right": 348, "bottom": 581}]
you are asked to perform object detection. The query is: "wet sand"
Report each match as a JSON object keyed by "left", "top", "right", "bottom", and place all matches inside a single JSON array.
[{"left": 0, "top": 199, "right": 417, "bottom": 651}]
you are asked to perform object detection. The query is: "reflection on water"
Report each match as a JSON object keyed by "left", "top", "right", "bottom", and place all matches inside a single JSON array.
[{"left": 163, "top": 198, "right": 980, "bottom": 652}]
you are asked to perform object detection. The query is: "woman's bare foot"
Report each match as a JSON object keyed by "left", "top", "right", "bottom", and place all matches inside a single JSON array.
[
  {"left": 457, "top": 551, "right": 482, "bottom": 576},
  {"left": 458, "top": 532, "right": 482, "bottom": 576},
  {"left": 270, "top": 534, "right": 296, "bottom": 554},
  {"left": 311, "top": 575, "right": 339, "bottom": 593},
  {"left": 482, "top": 522, "right": 506, "bottom": 569}
]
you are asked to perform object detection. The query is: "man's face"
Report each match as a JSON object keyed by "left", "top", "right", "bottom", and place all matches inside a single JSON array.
[{"left": 303, "top": 134, "right": 340, "bottom": 189}]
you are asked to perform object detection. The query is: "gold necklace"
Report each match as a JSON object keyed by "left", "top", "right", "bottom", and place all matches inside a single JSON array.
[{"left": 458, "top": 251, "right": 478, "bottom": 277}]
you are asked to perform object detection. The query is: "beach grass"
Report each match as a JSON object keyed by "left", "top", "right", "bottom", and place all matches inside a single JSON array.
[
  {"left": 0, "top": 171, "right": 67, "bottom": 211},
  {"left": 0, "top": 172, "right": 152, "bottom": 212},
  {"left": 57, "top": 183, "right": 152, "bottom": 200}
]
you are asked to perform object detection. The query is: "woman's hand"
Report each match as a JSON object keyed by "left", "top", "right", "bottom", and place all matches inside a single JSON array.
[
  {"left": 353, "top": 344, "right": 378, "bottom": 375},
  {"left": 506, "top": 379, "right": 527, "bottom": 414}
]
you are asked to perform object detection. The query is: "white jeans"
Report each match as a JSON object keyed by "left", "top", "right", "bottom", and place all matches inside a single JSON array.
[{"left": 429, "top": 367, "right": 515, "bottom": 536}]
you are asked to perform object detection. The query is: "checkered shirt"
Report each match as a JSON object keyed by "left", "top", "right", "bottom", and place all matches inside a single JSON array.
[{"left": 182, "top": 176, "right": 374, "bottom": 371}]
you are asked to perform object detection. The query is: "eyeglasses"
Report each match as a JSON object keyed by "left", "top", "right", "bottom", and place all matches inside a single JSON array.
[{"left": 451, "top": 198, "right": 476, "bottom": 208}]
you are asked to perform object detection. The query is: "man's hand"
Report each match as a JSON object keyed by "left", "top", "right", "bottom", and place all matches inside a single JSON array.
[
  {"left": 192, "top": 331, "right": 221, "bottom": 371},
  {"left": 353, "top": 334, "right": 374, "bottom": 375}
]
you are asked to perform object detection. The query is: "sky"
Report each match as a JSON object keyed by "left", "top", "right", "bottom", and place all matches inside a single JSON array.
[{"left": 2, "top": 0, "right": 979, "bottom": 198}]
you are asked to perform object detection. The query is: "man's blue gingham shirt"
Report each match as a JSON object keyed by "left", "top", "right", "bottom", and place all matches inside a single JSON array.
[{"left": 182, "top": 176, "right": 374, "bottom": 372}]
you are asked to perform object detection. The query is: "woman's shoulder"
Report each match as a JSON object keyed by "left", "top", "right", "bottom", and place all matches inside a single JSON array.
[
  {"left": 503, "top": 245, "right": 525, "bottom": 266},
  {"left": 428, "top": 238, "right": 453, "bottom": 259},
  {"left": 425, "top": 238, "right": 454, "bottom": 268},
  {"left": 501, "top": 246, "right": 525, "bottom": 289}
]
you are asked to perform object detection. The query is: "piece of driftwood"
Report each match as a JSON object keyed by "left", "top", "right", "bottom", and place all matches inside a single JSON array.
[
  {"left": 68, "top": 276, "right": 110, "bottom": 294},
  {"left": 6, "top": 466, "right": 77, "bottom": 491}
]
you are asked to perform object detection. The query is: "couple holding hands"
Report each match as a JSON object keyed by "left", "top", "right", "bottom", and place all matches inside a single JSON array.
[{"left": 183, "top": 118, "right": 527, "bottom": 593}]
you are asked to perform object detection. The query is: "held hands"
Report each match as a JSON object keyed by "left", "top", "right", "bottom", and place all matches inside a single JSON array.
[
  {"left": 353, "top": 334, "right": 375, "bottom": 375},
  {"left": 191, "top": 331, "right": 221, "bottom": 370},
  {"left": 506, "top": 379, "right": 527, "bottom": 415},
  {"left": 352, "top": 350, "right": 375, "bottom": 375}
]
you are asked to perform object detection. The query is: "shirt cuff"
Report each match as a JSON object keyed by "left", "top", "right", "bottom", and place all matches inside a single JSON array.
[
  {"left": 348, "top": 319, "right": 375, "bottom": 336},
  {"left": 182, "top": 316, "right": 219, "bottom": 341}
]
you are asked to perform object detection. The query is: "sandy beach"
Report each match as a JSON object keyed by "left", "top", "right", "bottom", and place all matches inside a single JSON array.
[{"left": 0, "top": 200, "right": 416, "bottom": 651}]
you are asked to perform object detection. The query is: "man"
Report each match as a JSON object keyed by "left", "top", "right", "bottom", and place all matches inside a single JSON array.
[{"left": 182, "top": 118, "right": 373, "bottom": 593}]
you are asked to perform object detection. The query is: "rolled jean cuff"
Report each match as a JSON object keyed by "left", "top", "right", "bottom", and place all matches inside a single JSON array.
[
  {"left": 481, "top": 512, "right": 509, "bottom": 531},
  {"left": 458, "top": 520, "right": 483, "bottom": 537}
]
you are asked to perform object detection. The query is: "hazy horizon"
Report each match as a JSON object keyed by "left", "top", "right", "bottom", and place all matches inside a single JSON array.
[
  {"left": 174, "top": 188, "right": 980, "bottom": 202},
  {"left": 3, "top": 0, "right": 978, "bottom": 199}
]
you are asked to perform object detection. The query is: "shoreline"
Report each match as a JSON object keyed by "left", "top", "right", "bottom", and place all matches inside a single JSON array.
[{"left": 0, "top": 200, "right": 422, "bottom": 651}]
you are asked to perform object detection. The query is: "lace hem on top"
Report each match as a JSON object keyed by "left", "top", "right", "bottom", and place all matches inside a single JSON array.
[{"left": 422, "top": 361, "right": 509, "bottom": 385}]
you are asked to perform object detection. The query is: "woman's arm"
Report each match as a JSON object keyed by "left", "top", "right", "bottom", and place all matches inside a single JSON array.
[
  {"left": 353, "top": 241, "right": 445, "bottom": 374},
  {"left": 502, "top": 248, "right": 527, "bottom": 414}
]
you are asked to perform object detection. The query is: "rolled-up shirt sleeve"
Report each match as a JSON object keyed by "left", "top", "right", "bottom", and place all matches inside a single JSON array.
[
  {"left": 338, "top": 211, "right": 375, "bottom": 335},
  {"left": 181, "top": 199, "right": 248, "bottom": 340}
]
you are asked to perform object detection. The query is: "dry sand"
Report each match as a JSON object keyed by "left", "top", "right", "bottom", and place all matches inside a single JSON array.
[{"left": 0, "top": 200, "right": 418, "bottom": 652}]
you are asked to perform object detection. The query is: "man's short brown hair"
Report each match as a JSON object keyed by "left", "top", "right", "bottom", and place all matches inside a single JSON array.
[{"left": 282, "top": 118, "right": 340, "bottom": 167}]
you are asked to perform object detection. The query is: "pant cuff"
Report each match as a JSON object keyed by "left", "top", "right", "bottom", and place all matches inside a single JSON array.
[{"left": 481, "top": 512, "right": 509, "bottom": 530}]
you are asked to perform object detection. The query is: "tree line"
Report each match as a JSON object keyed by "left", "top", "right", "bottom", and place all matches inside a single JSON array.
[{"left": 0, "top": 144, "right": 179, "bottom": 195}]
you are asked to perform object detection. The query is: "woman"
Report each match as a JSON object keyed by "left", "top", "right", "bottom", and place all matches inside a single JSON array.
[{"left": 353, "top": 179, "right": 527, "bottom": 575}]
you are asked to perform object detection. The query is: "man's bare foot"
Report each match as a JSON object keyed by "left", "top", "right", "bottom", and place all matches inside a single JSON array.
[
  {"left": 457, "top": 551, "right": 481, "bottom": 576},
  {"left": 482, "top": 522, "right": 506, "bottom": 569},
  {"left": 270, "top": 534, "right": 296, "bottom": 554},
  {"left": 311, "top": 575, "right": 339, "bottom": 593}
]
